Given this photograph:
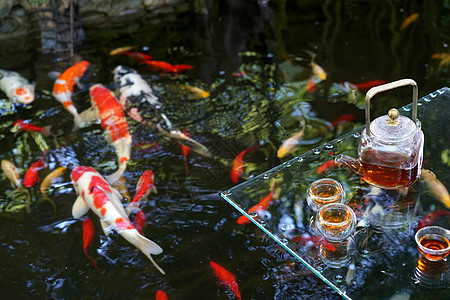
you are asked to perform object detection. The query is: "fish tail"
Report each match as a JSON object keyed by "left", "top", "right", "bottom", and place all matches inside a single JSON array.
[
  {"left": 41, "top": 194, "right": 57, "bottom": 216},
  {"left": 105, "top": 165, "right": 126, "bottom": 184},
  {"left": 83, "top": 249, "right": 99, "bottom": 270},
  {"left": 129, "top": 232, "right": 165, "bottom": 274},
  {"left": 40, "top": 125, "right": 53, "bottom": 137}
]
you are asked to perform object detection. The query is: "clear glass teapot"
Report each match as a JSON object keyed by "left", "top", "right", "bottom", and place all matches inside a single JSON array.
[{"left": 336, "top": 79, "right": 424, "bottom": 189}]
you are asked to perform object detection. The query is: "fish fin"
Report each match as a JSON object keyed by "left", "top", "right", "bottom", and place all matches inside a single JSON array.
[
  {"left": 105, "top": 165, "right": 126, "bottom": 185},
  {"left": 72, "top": 195, "right": 89, "bottom": 219},
  {"left": 100, "top": 220, "right": 113, "bottom": 236},
  {"left": 78, "top": 107, "right": 98, "bottom": 126},
  {"left": 133, "top": 233, "right": 165, "bottom": 274},
  {"left": 41, "top": 194, "right": 57, "bottom": 217},
  {"left": 151, "top": 186, "right": 158, "bottom": 194},
  {"left": 40, "top": 125, "right": 53, "bottom": 137}
]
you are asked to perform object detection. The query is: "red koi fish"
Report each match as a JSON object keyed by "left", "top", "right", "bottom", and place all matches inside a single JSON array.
[
  {"left": 13, "top": 119, "right": 52, "bottom": 136},
  {"left": 155, "top": 290, "right": 168, "bottom": 300},
  {"left": 209, "top": 261, "right": 241, "bottom": 300},
  {"left": 126, "top": 170, "right": 157, "bottom": 215},
  {"left": 292, "top": 233, "right": 337, "bottom": 252},
  {"left": 230, "top": 143, "right": 259, "bottom": 183},
  {"left": 180, "top": 130, "right": 192, "bottom": 174},
  {"left": 349, "top": 80, "right": 387, "bottom": 93},
  {"left": 326, "top": 114, "right": 355, "bottom": 130},
  {"left": 142, "top": 60, "right": 178, "bottom": 73},
  {"left": 89, "top": 84, "right": 132, "bottom": 183},
  {"left": 23, "top": 150, "right": 48, "bottom": 188},
  {"left": 82, "top": 216, "right": 99, "bottom": 270},
  {"left": 416, "top": 210, "right": 450, "bottom": 231},
  {"left": 317, "top": 159, "right": 341, "bottom": 174},
  {"left": 53, "top": 60, "right": 90, "bottom": 129},
  {"left": 237, "top": 190, "right": 274, "bottom": 225},
  {"left": 71, "top": 166, "right": 165, "bottom": 274},
  {"left": 306, "top": 76, "right": 317, "bottom": 93},
  {"left": 133, "top": 208, "right": 146, "bottom": 234}
]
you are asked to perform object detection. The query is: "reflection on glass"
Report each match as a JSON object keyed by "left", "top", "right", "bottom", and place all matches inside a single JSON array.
[{"left": 320, "top": 241, "right": 352, "bottom": 268}]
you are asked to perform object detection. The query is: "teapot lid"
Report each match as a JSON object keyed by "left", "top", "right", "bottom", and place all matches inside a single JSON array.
[{"left": 370, "top": 108, "right": 419, "bottom": 142}]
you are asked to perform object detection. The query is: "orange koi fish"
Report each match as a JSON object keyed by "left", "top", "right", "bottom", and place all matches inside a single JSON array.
[
  {"left": 180, "top": 130, "right": 192, "bottom": 174},
  {"left": 416, "top": 210, "right": 450, "bottom": 231},
  {"left": 326, "top": 114, "right": 355, "bottom": 130},
  {"left": 89, "top": 84, "right": 132, "bottom": 183},
  {"left": 399, "top": 13, "right": 419, "bottom": 31},
  {"left": 277, "top": 118, "right": 306, "bottom": 158},
  {"left": 126, "top": 170, "right": 157, "bottom": 214},
  {"left": 122, "top": 51, "right": 153, "bottom": 64},
  {"left": 13, "top": 119, "right": 52, "bottom": 136},
  {"left": 0, "top": 69, "right": 35, "bottom": 104},
  {"left": 2, "top": 159, "right": 22, "bottom": 188},
  {"left": 179, "top": 84, "right": 210, "bottom": 99},
  {"left": 109, "top": 46, "right": 135, "bottom": 56},
  {"left": 143, "top": 60, "right": 178, "bottom": 73},
  {"left": 317, "top": 159, "right": 341, "bottom": 174},
  {"left": 82, "top": 216, "right": 99, "bottom": 270},
  {"left": 311, "top": 61, "right": 326, "bottom": 80},
  {"left": 421, "top": 169, "right": 450, "bottom": 208},
  {"left": 23, "top": 150, "right": 48, "bottom": 188},
  {"left": 71, "top": 166, "right": 164, "bottom": 274},
  {"left": 209, "top": 261, "right": 241, "bottom": 300},
  {"left": 52, "top": 60, "right": 90, "bottom": 129},
  {"left": 349, "top": 80, "right": 387, "bottom": 93},
  {"left": 155, "top": 290, "right": 168, "bottom": 300},
  {"left": 230, "top": 143, "right": 260, "bottom": 183},
  {"left": 173, "top": 64, "right": 194, "bottom": 72},
  {"left": 40, "top": 166, "right": 66, "bottom": 213},
  {"left": 306, "top": 76, "right": 317, "bottom": 93},
  {"left": 236, "top": 190, "right": 274, "bottom": 225}
]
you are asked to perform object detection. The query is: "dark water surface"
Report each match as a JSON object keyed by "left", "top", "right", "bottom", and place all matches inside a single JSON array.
[{"left": 1, "top": 1, "right": 450, "bottom": 299}]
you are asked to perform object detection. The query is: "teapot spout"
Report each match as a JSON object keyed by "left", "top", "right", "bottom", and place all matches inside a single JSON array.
[{"left": 335, "top": 154, "right": 365, "bottom": 177}]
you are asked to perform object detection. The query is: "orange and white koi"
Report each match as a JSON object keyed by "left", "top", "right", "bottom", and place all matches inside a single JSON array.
[
  {"left": 236, "top": 189, "right": 274, "bottom": 225},
  {"left": 82, "top": 216, "right": 99, "bottom": 270},
  {"left": 209, "top": 261, "right": 241, "bottom": 300},
  {"left": 277, "top": 118, "right": 306, "bottom": 158},
  {"left": 0, "top": 69, "right": 35, "bottom": 104},
  {"left": 399, "top": 13, "right": 419, "bottom": 31},
  {"left": 40, "top": 166, "right": 66, "bottom": 213},
  {"left": 420, "top": 169, "right": 450, "bottom": 208},
  {"left": 126, "top": 170, "right": 157, "bottom": 214},
  {"left": 133, "top": 208, "right": 146, "bottom": 234},
  {"left": 230, "top": 143, "right": 260, "bottom": 183},
  {"left": 13, "top": 119, "right": 52, "bottom": 136},
  {"left": 155, "top": 289, "right": 168, "bottom": 300},
  {"left": 52, "top": 60, "right": 90, "bottom": 129},
  {"left": 89, "top": 84, "right": 132, "bottom": 183},
  {"left": 71, "top": 166, "right": 164, "bottom": 274},
  {"left": 23, "top": 150, "right": 48, "bottom": 188}
]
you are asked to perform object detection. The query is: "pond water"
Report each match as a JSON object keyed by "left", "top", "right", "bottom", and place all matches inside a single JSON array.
[{"left": 1, "top": 1, "right": 450, "bottom": 299}]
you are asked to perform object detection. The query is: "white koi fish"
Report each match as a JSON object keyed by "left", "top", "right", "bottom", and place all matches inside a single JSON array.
[
  {"left": 112, "top": 65, "right": 212, "bottom": 158},
  {"left": 71, "top": 166, "right": 164, "bottom": 274},
  {"left": 0, "top": 69, "right": 35, "bottom": 104},
  {"left": 88, "top": 84, "right": 132, "bottom": 183}
]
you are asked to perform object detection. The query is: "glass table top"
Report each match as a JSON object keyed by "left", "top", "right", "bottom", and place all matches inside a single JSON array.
[{"left": 221, "top": 87, "right": 450, "bottom": 299}]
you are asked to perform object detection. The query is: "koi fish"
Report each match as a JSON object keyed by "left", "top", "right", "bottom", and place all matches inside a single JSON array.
[
  {"left": 82, "top": 216, "right": 99, "bottom": 270},
  {"left": 292, "top": 233, "right": 337, "bottom": 252},
  {"left": 236, "top": 189, "right": 274, "bottom": 225},
  {"left": 173, "top": 64, "right": 194, "bottom": 72},
  {"left": 230, "top": 143, "right": 260, "bottom": 183},
  {"left": 349, "top": 80, "right": 387, "bottom": 93},
  {"left": 52, "top": 60, "right": 90, "bottom": 129},
  {"left": 133, "top": 208, "right": 146, "bottom": 234},
  {"left": 2, "top": 159, "right": 22, "bottom": 188},
  {"left": 23, "top": 150, "right": 48, "bottom": 188},
  {"left": 431, "top": 53, "right": 450, "bottom": 67},
  {"left": 71, "top": 166, "right": 165, "bottom": 274},
  {"left": 420, "top": 169, "right": 450, "bottom": 208},
  {"left": 399, "top": 13, "right": 419, "bottom": 31},
  {"left": 13, "top": 119, "right": 52, "bottom": 136},
  {"left": 40, "top": 166, "right": 66, "bottom": 213},
  {"left": 306, "top": 76, "right": 317, "bottom": 93},
  {"left": 277, "top": 118, "right": 306, "bottom": 158},
  {"left": 326, "top": 114, "right": 355, "bottom": 130},
  {"left": 113, "top": 65, "right": 212, "bottom": 158},
  {"left": 155, "top": 290, "right": 168, "bottom": 300},
  {"left": 180, "top": 130, "right": 192, "bottom": 174},
  {"left": 89, "top": 84, "right": 132, "bottom": 183},
  {"left": 317, "top": 159, "right": 341, "bottom": 174},
  {"left": 209, "top": 261, "right": 241, "bottom": 300},
  {"left": 311, "top": 61, "right": 326, "bottom": 80},
  {"left": 109, "top": 46, "right": 135, "bottom": 56},
  {"left": 120, "top": 51, "right": 152, "bottom": 63},
  {"left": 0, "top": 69, "right": 35, "bottom": 104},
  {"left": 416, "top": 210, "right": 450, "bottom": 231},
  {"left": 126, "top": 170, "right": 157, "bottom": 214},
  {"left": 178, "top": 84, "right": 210, "bottom": 99},
  {"left": 143, "top": 60, "right": 178, "bottom": 73}
]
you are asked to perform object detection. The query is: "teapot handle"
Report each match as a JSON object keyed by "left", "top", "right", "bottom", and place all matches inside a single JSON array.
[{"left": 365, "top": 78, "right": 418, "bottom": 137}]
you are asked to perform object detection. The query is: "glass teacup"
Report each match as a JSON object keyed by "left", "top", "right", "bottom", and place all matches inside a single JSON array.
[
  {"left": 316, "top": 203, "right": 356, "bottom": 242},
  {"left": 415, "top": 226, "right": 450, "bottom": 261}
]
